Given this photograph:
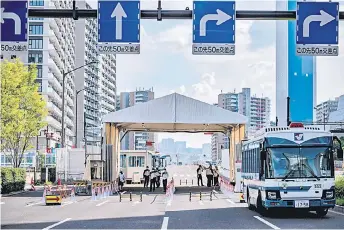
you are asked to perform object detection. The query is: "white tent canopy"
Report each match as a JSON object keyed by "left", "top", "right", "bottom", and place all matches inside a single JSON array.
[{"left": 103, "top": 93, "right": 248, "bottom": 133}]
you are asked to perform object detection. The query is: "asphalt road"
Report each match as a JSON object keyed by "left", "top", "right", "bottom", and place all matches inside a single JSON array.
[{"left": 1, "top": 166, "right": 344, "bottom": 229}]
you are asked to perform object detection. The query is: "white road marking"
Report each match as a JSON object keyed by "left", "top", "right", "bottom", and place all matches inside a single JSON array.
[
  {"left": 42, "top": 218, "right": 72, "bottom": 230},
  {"left": 212, "top": 190, "right": 218, "bottom": 194},
  {"left": 199, "top": 201, "right": 204, "bottom": 205},
  {"left": 226, "top": 199, "right": 235, "bottom": 205},
  {"left": 96, "top": 200, "right": 109, "bottom": 207},
  {"left": 253, "top": 216, "right": 280, "bottom": 229},
  {"left": 0, "top": 202, "right": 4, "bottom": 204},
  {"left": 180, "top": 174, "right": 184, "bottom": 177},
  {"left": 329, "top": 210, "right": 344, "bottom": 216},
  {"left": 173, "top": 174, "right": 178, "bottom": 177},
  {"left": 161, "top": 217, "right": 169, "bottom": 230},
  {"left": 26, "top": 201, "right": 42, "bottom": 207},
  {"left": 132, "top": 201, "right": 140, "bottom": 207},
  {"left": 61, "top": 201, "right": 74, "bottom": 207}
]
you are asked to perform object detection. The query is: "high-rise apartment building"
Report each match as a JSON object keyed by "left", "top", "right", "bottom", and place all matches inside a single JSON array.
[
  {"left": 211, "top": 88, "right": 271, "bottom": 161},
  {"left": 315, "top": 99, "right": 339, "bottom": 123},
  {"left": 75, "top": 0, "right": 117, "bottom": 148},
  {"left": 27, "top": 0, "right": 76, "bottom": 152},
  {"left": 118, "top": 88, "right": 155, "bottom": 150}
]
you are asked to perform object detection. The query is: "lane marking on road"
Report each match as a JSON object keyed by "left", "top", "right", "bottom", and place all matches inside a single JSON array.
[
  {"left": 61, "top": 201, "right": 74, "bottom": 207},
  {"left": 199, "top": 200, "right": 204, "bottom": 205},
  {"left": 212, "top": 190, "right": 218, "bottom": 194},
  {"left": 329, "top": 210, "right": 344, "bottom": 216},
  {"left": 26, "top": 201, "right": 42, "bottom": 207},
  {"left": 253, "top": 216, "right": 280, "bottom": 229},
  {"left": 96, "top": 200, "right": 109, "bottom": 207},
  {"left": 161, "top": 217, "right": 169, "bottom": 230},
  {"left": 132, "top": 201, "right": 140, "bottom": 207},
  {"left": 43, "top": 218, "right": 72, "bottom": 230},
  {"left": 226, "top": 199, "right": 235, "bottom": 205},
  {"left": 180, "top": 174, "right": 184, "bottom": 177}
]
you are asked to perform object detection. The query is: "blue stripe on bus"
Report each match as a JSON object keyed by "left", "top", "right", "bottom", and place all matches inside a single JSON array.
[{"left": 248, "top": 185, "right": 312, "bottom": 191}]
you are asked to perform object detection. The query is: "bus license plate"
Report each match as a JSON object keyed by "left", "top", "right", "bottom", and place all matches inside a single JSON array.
[{"left": 295, "top": 200, "right": 309, "bottom": 208}]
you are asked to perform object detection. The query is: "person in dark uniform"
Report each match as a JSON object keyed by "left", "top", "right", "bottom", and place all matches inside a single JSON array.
[
  {"left": 155, "top": 168, "right": 161, "bottom": 188},
  {"left": 162, "top": 168, "right": 169, "bottom": 192},
  {"left": 206, "top": 165, "right": 214, "bottom": 187},
  {"left": 143, "top": 166, "right": 150, "bottom": 188},
  {"left": 197, "top": 165, "right": 204, "bottom": 186},
  {"left": 149, "top": 168, "right": 156, "bottom": 192}
]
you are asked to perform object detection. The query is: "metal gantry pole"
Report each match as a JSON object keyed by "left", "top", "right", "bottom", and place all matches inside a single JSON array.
[{"left": 28, "top": 9, "right": 344, "bottom": 20}]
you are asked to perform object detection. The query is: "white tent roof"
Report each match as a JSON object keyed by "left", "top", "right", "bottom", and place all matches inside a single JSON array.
[{"left": 103, "top": 93, "right": 248, "bottom": 132}]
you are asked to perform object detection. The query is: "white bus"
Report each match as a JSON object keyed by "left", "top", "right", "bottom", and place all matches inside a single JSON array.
[{"left": 242, "top": 122, "right": 343, "bottom": 217}]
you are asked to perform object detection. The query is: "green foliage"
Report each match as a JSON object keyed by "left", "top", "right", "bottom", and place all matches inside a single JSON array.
[
  {"left": 336, "top": 198, "right": 344, "bottom": 206},
  {"left": 335, "top": 177, "right": 344, "bottom": 199},
  {"left": 1, "top": 167, "right": 26, "bottom": 194},
  {"left": 0, "top": 59, "right": 47, "bottom": 167}
]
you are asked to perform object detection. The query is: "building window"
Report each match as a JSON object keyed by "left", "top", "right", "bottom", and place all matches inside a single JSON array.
[
  {"left": 29, "top": 25, "right": 43, "bottom": 35},
  {"left": 28, "top": 52, "right": 43, "bottom": 63},
  {"left": 37, "top": 65, "right": 43, "bottom": 78},
  {"left": 29, "top": 39, "right": 43, "bottom": 49},
  {"left": 35, "top": 79, "right": 42, "bottom": 92},
  {"left": 29, "top": 0, "right": 44, "bottom": 6}
]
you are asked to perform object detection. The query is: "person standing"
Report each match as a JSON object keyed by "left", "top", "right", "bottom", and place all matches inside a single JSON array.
[
  {"left": 150, "top": 168, "right": 156, "bottom": 192},
  {"left": 118, "top": 171, "right": 125, "bottom": 192},
  {"left": 155, "top": 168, "right": 161, "bottom": 188},
  {"left": 213, "top": 166, "right": 219, "bottom": 186},
  {"left": 143, "top": 166, "right": 150, "bottom": 188},
  {"left": 205, "top": 165, "right": 214, "bottom": 187},
  {"left": 162, "top": 168, "right": 169, "bottom": 192},
  {"left": 197, "top": 165, "right": 204, "bottom": 186}
]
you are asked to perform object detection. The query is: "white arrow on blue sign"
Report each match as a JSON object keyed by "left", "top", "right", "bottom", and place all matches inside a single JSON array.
[
  {"left": 0, "top": 0, "right": 28, "bottom": 59},
  {"left": 296, "top": 1, "right": 339, "bottom": 56},
  {"left": 192, "top": 1, "right": 236, "bottom": 55},
  {"left": 98, "top": 0, "right": 140, "bottom": 54}
]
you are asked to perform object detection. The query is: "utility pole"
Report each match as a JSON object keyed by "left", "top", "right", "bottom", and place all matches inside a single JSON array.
[
  {"left": 61, "top": 71, "right": 66, "bottom": 148},
  {"left": 323, "top": 112, "right": 326, "bottom": 131}
]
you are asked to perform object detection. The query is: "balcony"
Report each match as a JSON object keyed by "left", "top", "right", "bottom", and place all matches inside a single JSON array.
[
  {"left": 65, "top": 116, "right": 74, "bottom": 128},
  {"left": 66, "top": 105, "right": 74, "bottom": 118},
  {"left": 47, "top": 102, "right": 62, "bottom": 118},
  {"left": 48, "top": 59, "right": 62, "bottom": 81},
  {"left": 46, "top": 86, "right": 62, "bottom": 106},
  {"left": 47, "top": 72, "right": 62, "bottom": 93},
  {"left": 47, "top": 115, "right": 61, "bottom": 130},
  {"left": 48, "top": 43, "right": 64, "bottom": 71},
  {"left": 49, "top": 18, "right": 59, "bottom": 35}
]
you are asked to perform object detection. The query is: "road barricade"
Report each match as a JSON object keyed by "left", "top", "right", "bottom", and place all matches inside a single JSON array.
[
  {"left": 180, "top": 179, "right": 193, "bottom": 186},
  {"left": 73, "top": 180, "right": 91, "bottom": 195},
  {"left": 119, "top": 192, "right": 142, "bottom": 202},
  {"left": 189, "top": 191, "right": 213, "bottom": 201}
]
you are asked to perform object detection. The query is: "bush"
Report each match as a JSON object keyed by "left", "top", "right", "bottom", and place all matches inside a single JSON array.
[
  {"left": 335, "top": 177, "right": 344, "bottom": 199},
  {"left": 1, "top": 168, "right": 26, "bottom": 194},
  {"left": 337, "top": 198, "right": 344, "bottom": 206}
]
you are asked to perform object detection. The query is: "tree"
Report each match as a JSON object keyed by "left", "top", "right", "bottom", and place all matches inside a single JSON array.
[{"left": 0, "top": 59, "right": 47, "bottom": 167}]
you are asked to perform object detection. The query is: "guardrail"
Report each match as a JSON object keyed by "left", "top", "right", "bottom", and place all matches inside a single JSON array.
[
  {"left": 189, "top": 191, "right": 213, "bottom": 201},
  {"left": 119, "top": 192, "right": 143, "bottom": 202},
  {"left": 180, "top": 179, "right": 194, "bottom": 186}
]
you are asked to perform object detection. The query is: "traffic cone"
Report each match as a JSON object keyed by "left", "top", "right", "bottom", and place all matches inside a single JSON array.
[{"left": 42, "top": 186, "right": 46, "bottom": 202}]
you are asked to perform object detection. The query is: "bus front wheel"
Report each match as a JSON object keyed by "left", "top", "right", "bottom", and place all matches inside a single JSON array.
[{"left": 316, "top": 208, "right": 328, "bottom": 217}]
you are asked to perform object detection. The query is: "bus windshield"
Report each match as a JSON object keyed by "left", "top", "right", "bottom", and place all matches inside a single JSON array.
[{"left": 266, "top": 147, "right": 333, "bottom": 179}]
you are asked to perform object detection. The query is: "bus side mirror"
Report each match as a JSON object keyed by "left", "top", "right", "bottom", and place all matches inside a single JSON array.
[{"left": 337, "top": 149, "right": 343, "bottom": 160}]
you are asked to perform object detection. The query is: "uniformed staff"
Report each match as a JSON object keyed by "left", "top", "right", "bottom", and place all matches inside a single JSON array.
[
  {"left": 197, "top": 165, "right": 204, "bottom": 186},
  {"left": 205, "top": 165, "right": 214, "bottom": 187},
  {"left": 143, "top": 166, "right": 150, "bottom": 188},
  {"left": 155, "top": 168, "right": 161, "bottom": 188},
  {"left": 149, "top": 168, "right": 156, "bottom": 192},
  {"left": 162, "top": 168, "right": 169, "bottom": 192}
]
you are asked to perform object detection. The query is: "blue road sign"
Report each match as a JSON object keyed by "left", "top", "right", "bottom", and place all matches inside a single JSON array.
[
  {"left": 193, "top": 1, "right": 235, "bottom": 44},
  {"left": 98, "top": 0, "right": 140, "bottom": 43},
  {"left": 297, "top": 2, "right": 338, "bottom": 45},
  {"left": 0, "top": 0, "right": 28, "bottom": 42}
]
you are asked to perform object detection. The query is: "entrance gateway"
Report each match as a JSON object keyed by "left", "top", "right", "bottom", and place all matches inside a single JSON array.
[{"left": 101, "top": 93, "right": 248, "bottom": 182}]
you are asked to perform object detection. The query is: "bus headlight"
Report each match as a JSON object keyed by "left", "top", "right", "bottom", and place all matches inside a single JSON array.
[
  {"left": 267, "top": 191, "right": 277, "bottom": 200},
  {"left": 325, "top": 191, "right": 334, "bottom": 199}
]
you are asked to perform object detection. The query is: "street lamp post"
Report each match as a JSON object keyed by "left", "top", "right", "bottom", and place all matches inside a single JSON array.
[
  {"left": 61, "top": 61, "right": 98, "bottom": 148},
  {"left": 75, "top": 88, "right": 85, "bottom": 147}
]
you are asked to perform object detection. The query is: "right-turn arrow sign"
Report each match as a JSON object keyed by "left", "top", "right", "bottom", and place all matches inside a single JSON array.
[{"left": 303, "top": 10, "right": 335, "bottom": 38}]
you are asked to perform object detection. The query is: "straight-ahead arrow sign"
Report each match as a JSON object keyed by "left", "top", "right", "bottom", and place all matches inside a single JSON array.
[
  {"left": 111, "top": 3, "right": 127, "bottom": 40},
  {"left": 199, "top": 9, "right": 232, "bottom": 36},
  {"left": 303, "top": 10, "right": 335, "bottom": 37}
]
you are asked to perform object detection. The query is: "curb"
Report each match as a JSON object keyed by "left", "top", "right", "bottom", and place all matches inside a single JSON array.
[{"left": 333, "top": 205, "right": 344, "bottom": 213}]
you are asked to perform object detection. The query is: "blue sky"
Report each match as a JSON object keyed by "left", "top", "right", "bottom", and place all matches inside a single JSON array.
[{"left": 87, "top": 0, "right": 344, "bottom": 147}]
